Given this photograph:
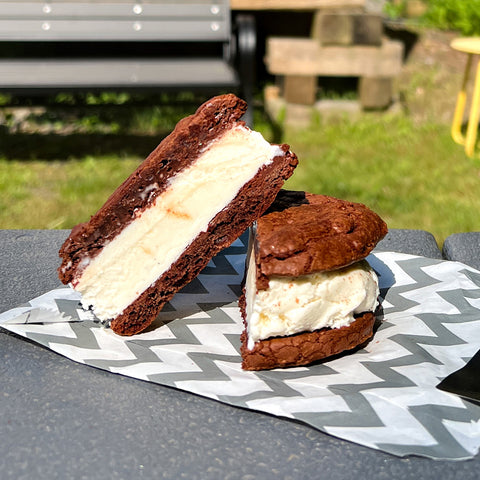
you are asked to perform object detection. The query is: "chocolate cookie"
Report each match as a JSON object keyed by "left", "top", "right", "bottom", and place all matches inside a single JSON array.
[
  {"left": 254, "top": 190, "right": 388, "bottom": 288},
  {"left": 240, "top": 311, "right": 375, "bottom": 371}
]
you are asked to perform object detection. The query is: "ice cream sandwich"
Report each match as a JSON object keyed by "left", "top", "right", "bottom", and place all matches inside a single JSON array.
[
  {"left": 240, "top": 190, "right": 388, "bottom": 370},
  {"left": 58, "top": 95, "right": 298, "bottom": 335}
]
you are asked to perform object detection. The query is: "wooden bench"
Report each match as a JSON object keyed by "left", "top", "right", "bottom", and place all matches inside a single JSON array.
[{"left": 0, "top": 1, "right": 256, "bottom": 124}]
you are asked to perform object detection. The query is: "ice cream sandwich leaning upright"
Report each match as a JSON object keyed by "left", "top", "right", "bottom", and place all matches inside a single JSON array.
[
  {"left": 58, "top": 94, "right": 298, "bottom": 336},
  {"left": 240, "top": 190, "right": 388, "bottom": 370}
]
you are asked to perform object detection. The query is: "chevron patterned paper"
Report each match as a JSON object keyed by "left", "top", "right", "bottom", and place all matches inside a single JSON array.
[{"left": 1, "top": 235, "right": 480, "bottom": 460}]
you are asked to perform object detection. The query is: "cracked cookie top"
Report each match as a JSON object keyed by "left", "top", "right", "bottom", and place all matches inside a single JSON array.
[{"left": 254, "top": 190, "right": 388, "bottom": 286}]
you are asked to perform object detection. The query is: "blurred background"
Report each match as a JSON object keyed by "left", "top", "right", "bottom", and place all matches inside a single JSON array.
[{"left": 1, "top": 0, "right": 479, "bottom": 246}]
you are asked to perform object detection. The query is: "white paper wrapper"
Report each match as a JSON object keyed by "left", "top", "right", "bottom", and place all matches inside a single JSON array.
[{"left": 1, "top": 239, "right": 480, "bottom": 460}]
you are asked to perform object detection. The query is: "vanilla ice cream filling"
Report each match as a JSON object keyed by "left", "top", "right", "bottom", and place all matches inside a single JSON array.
[
  {"left": 245, "top": 243, "right": 379, "bottom": 350},
  {"left": 74, "top": 125, "right": 284, "bottom": 321}
]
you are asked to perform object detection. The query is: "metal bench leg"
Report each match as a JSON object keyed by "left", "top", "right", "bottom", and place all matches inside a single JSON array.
[
  {"left": 465, "top": 58, "right": 480, "bottom": 157},
  {"left": 451, "top": 53, "right": 472, "bottom": 146},
  {"left": 235, "top": 14, "right": 256, "bottom": 127}
]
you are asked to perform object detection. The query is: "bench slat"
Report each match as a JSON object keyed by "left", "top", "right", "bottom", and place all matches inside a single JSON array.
[
  {"left": 0, "top": 1, "right": 230, "bottom": 41},
  {"left": 0, "top": 1, "right": 227, "bottom": 18},
  {"left": 0, "top": 58, "right": 239, "bottom": 89},
  {"left": 0, "top": 19, "right": 230, "bottom": 41}
]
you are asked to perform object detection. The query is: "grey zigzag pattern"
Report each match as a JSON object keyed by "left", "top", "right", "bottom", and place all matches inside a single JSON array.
[{"left": 1, "top": 244, "right": 480, "bottom": 460}]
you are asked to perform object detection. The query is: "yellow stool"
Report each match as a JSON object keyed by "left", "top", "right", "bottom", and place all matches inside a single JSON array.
[{"left": 451, "top": 37, "right": 480, "bottom": 157}]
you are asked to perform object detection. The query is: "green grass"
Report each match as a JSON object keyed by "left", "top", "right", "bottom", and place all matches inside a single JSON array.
[
  {"left": 0, "top": 156, "right": 141, "bottom": 229},
  {"left": 1, "top": 100, "right": 479, "bottom": 246}
]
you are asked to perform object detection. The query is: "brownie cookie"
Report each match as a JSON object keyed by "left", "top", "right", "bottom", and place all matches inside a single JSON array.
[
  {"left": 255, "top": 190, "right": 388, "bottom": 287},
  {"left": 240, "top": 312, "right": 375, "bottom": 371}
]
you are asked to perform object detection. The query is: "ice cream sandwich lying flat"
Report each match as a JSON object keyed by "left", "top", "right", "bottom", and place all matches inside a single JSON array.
[{"left": 239, "top": 190, "right": 388, "bottom": 370}]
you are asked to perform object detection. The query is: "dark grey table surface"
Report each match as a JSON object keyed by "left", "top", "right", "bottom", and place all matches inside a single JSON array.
[{"left": 1, "top": 229, "right": 479, "bottom": 480}]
